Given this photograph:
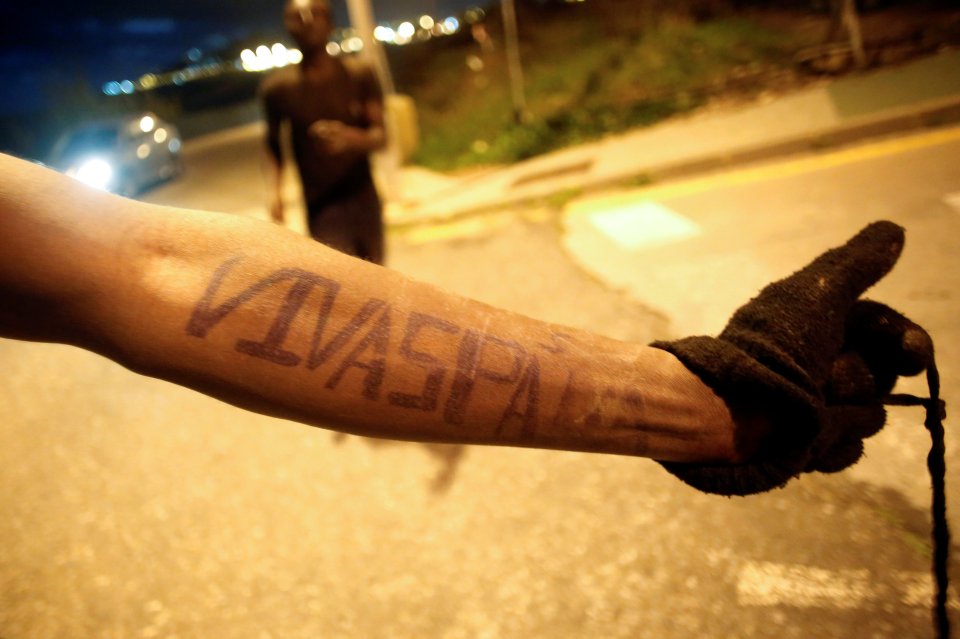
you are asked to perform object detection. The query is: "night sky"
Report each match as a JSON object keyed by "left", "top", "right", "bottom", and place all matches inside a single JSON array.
[{"left": 1, "top": 0, "right": 486, "bottom": 115}]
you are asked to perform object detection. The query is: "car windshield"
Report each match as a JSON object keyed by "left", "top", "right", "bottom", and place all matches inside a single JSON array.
[{"left": 59, "top": 125, "right": 120, "bottom": 157}]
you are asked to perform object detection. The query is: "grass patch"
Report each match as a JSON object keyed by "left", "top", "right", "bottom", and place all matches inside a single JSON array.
[{"left": 406, "top": 7, "right": 804, "bottom": 171}]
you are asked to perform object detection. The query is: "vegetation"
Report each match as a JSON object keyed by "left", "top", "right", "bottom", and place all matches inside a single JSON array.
[{"left": 398, "top": 4, "right": 811, "bottom": 171}]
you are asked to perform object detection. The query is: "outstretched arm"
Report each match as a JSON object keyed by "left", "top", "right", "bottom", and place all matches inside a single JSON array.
[{"left": 0, "top": 153, "right": 741, "bottom": 463}]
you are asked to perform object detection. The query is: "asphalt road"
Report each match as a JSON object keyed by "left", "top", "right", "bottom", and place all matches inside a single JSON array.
[{"left": 1, "top": 127, "right": 958, "bottom": 638}]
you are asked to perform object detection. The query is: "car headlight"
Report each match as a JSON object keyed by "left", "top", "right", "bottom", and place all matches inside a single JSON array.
[{"left": 70, "top": 158, "right": 114, "bottom": 191}]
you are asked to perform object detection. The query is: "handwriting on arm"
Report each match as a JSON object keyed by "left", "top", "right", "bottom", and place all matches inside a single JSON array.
[{"left": 185, "top": 257, "right": 673, "bottom": 443}]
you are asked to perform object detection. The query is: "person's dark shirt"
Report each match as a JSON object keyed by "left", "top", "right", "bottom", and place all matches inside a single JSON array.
[{"left": 260, "top": 57, "right": 382, "bottom": 207}]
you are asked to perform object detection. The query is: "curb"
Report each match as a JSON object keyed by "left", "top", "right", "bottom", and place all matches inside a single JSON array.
[
  {"left": 646, "top": 95, "right": 960, "bottom": 182},
  {"left": 389, "top": 95, "right": 960, "bottom": 229}
]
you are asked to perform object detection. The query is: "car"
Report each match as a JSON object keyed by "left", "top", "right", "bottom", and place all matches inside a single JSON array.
[{"left": 49, "top": 113, "right": 183, "bottom": 196}]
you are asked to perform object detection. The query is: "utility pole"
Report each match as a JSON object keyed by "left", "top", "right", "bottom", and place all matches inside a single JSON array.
[
  {"left": 344, "top": 0, "right": 395, "bottom": 95},
  {"left": 344, "top": 0, "right": 405, "bottom": 201},
  {"left": 501, "top": 0, "right": 529, "bottom": 123},
  {"left": 840, "top": 0, "right": 866, "bottom": 69}
]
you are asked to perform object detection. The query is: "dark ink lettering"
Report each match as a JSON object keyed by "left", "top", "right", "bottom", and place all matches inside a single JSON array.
[
  {"left": 186, "top": 257, "right": 341, "bottom": 366},
  {"left": 443, "top": 330, "right": 525, "bottom": 425},
  {"left": 497, "top": 355, "right": 541, "bottom": 437},
  {"left": 443, "top": 329, "right": 481, "bottom": 424},
  {"left": 553, "top": 369, "right": 583, "bottom": 428},
  {"left": 235, "top": 276, "right": 323, "bottom": 366},
  {"left": 325, "top": 304, "right": 392, "bottom": 400},
  {"left": 388, "top": 312, "right": 460, "bottom": 411},
  {"left": 551, "top": 371, "right": 613, "bottom": 429},
  {"left": 307, "top": 299, "right": 386, "bottom": 370},
  {"left": 536, "top": 331, "right": 574, "bottom": 355}
]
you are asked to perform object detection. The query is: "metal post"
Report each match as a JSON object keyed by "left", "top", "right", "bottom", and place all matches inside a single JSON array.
[
  {"left": 344, "top": 0, "right": 396, "bottom": 95},
  {"left": 501, "top": 0, "right": 528, "bottom": 123},
  {"left": 344, "top": 0, "right": 402, "bottom": 201}
]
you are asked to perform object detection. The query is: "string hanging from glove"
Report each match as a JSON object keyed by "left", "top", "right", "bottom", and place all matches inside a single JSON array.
[{"left": 885, "top": 358, "right": 950, "bottom": 639}]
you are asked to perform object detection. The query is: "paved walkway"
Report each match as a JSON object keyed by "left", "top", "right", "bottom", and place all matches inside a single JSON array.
[{"left": 384, "top": 48, "right": 960, "bottom": 226}]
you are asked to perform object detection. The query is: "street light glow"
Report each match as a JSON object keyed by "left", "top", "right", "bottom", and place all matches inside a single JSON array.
[
  {"left": 443, "top": 17, "right": 461, "bottom": 33},
  {"left": 271, "top": 43, "right": 290, "bottom": 67},
  {"left": 139, "top": 115, "right": 155, "bottom": 133},
  {"left": 374, "top": 25, "right": 396, "bottom": 43},
  {"left": 341, "top": 36, "right": 364, "bottom": 53},
  {"left": 74, "top": 158, "right": 113, "bottom": 190}
]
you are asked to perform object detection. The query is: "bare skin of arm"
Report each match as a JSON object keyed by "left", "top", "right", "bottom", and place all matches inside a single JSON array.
[
  {"left": 0, "top": 153, "right": 749, "bottom": 464},
  {"left": 262, "top": 103, "right": 286, "bottom": 224}
]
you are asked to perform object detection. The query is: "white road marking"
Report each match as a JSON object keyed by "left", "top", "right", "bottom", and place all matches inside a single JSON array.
[
  {"left": 737, "top": 561, "right": 960, "bottom": 609},
  {"left": 585, "top": 200, "right": 699, "bottom": 250},
  {"left": 894, "top": 570, "right": 960, "bottom": 609},
  {"left": 737, "top": 561, "right": 873, "bottom": 608}
]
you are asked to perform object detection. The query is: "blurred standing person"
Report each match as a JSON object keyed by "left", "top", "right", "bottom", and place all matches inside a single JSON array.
[{"left": 261, "top": 0, "right": 387, "bottom": 264}]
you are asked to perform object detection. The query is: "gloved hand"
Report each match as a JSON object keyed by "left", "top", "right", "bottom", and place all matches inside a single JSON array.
[{"left": 653, "top": 221, "right": 933, "bottom": 496}]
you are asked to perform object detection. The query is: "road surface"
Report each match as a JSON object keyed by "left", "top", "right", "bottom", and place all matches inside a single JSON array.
[{"left": 1, "top": 125, "right": 958, "bottom": 638}]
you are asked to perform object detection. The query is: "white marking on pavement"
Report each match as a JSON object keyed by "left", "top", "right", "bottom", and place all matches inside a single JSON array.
[
  {"left": 737, "top": 561, "right": 960, "bottom": 609},
  {"left": 895, "top": 570, "right": 960, "bottom": 610},
  {"left": 737, "top": 561, "right": 873, "bottom": 608},
  {"left": 586, "top": 201, "right": 699, "bottom": 250},
  {"left": 943, "top": 191, "right": 960, "bottom": 213}
]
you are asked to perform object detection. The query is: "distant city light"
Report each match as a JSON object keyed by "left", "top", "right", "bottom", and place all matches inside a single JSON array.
[
  {"left": 139, "top": 115, "right": 155, "bottom": 133},
  {"left": 240, "top": 49, "right": 257, "bottom": 71},
  {"left": 342, "top": 36, "right": 364, "bottom": 53},
  {"left": 271, "top": 43, "right": 291, "bottom": 67},
  {"left": 397, "top": 21, "right": 416, "bottom": 39},
  {"left": 136, "top": 143, "right": 151, "bottom": 160},
  {"left": 443, "top": 17, "right": 461, "bottom": 33},
  {"left": 154, "top": 128, "right": 168, "bottom": 144},
  {"left": 241, "top": 45, "right": 284, "bottom": 72},
  {"left": 374, "top": 25, "right": 396, "bottom": 43},
  {"left": 105, "top": 6, "right": 478, "bottom": 91},
  {"left": 256, "top": 45, "right": 272, "bottom": 70}
]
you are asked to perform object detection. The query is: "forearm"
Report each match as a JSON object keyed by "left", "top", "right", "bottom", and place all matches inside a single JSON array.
[
  {"left": 126, "top": 217, "right": 737, "bottom": 462},
  {"left": 0, "top": 154, "right": 738, "bottom": 463},
  {"left": 0, "top": 155, "right": 147, "bottom": 347}
]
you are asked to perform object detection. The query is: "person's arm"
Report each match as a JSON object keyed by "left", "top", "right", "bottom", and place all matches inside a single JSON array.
[
  {"left": 0, "top": 153, "right": 740, "bottom": 463},
  {"left": 260, "top": 83, "right": 286, "bottom": 224},
  {"left": 308, "top": 64, "right": 387, "bottom": 155}
]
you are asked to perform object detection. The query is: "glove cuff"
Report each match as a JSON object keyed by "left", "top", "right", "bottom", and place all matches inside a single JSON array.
[{"left": 652, "top": 336, "right": 823, "bottom": 496}]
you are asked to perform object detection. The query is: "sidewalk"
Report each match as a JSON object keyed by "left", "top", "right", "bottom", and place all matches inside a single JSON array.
[{"left": 385, "top": 48, "right": 960, "bottom": 227}]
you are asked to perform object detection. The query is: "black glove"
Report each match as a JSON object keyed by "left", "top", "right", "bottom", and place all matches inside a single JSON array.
[{"left": 653, "top": 221, "right": 933, "bottom": 496}]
